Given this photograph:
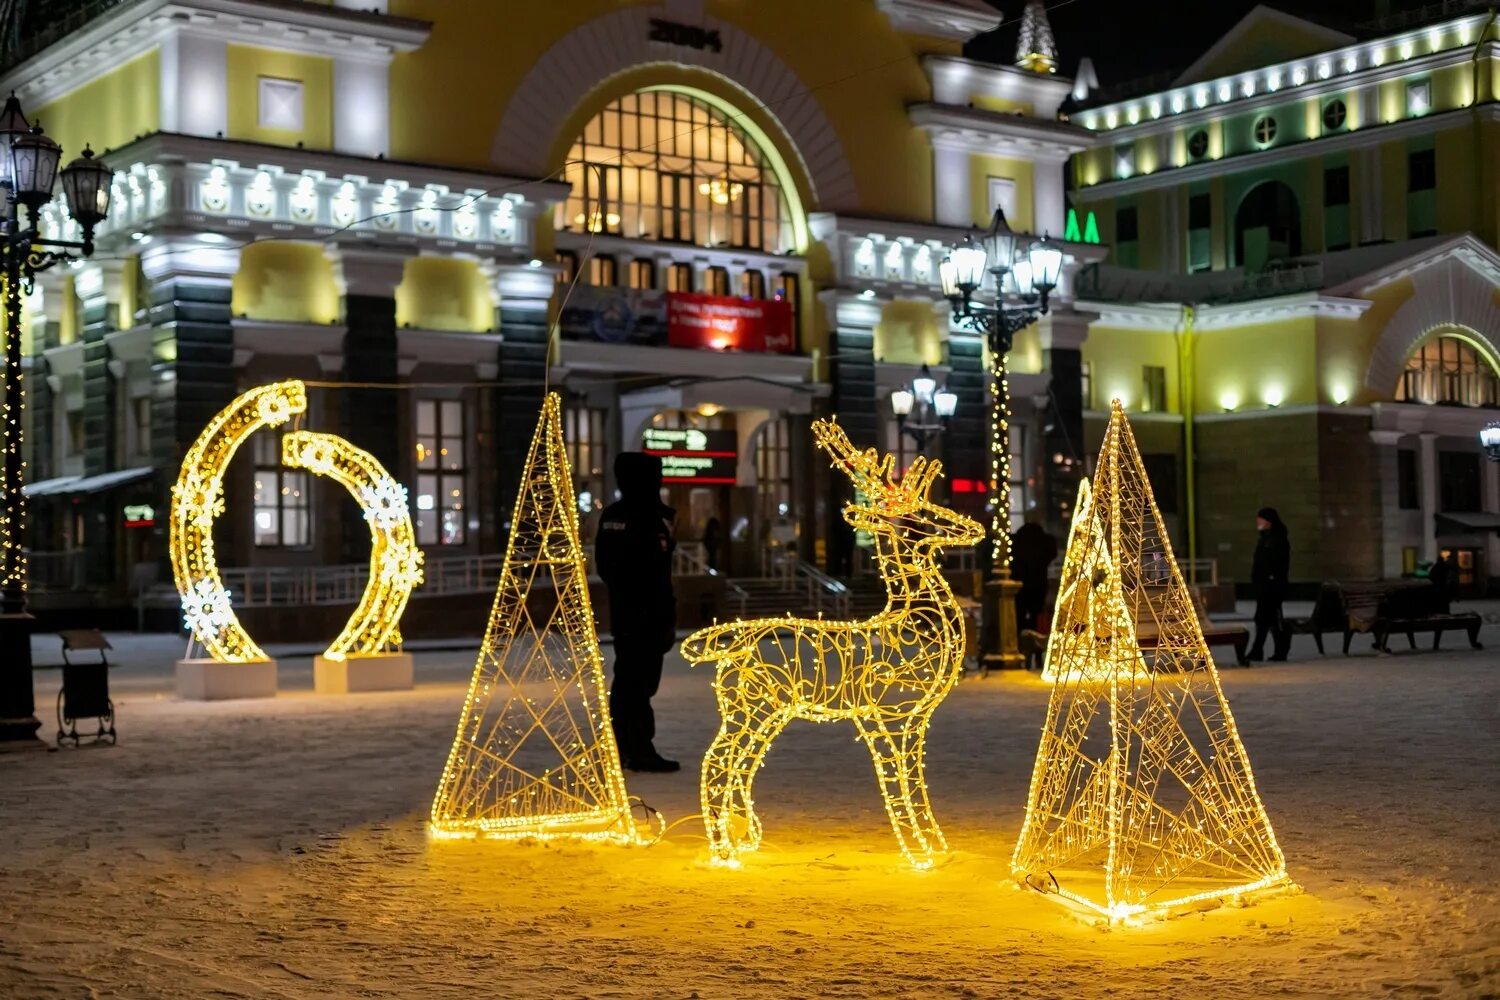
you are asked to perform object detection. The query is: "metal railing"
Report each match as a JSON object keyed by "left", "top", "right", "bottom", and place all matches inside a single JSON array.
[
  {"left": 221, "top": 554, "right": 509, "bottom": 608},
  {"left": 26, "top": 549, "right": 88, "bottom": 591},
  {"left": 795, "top": 560, "right": 851, "bottom": 618}
]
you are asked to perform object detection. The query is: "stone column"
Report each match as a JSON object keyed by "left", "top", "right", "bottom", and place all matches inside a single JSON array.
[
  {"left": 75, "top": 260, "right": 126, "bottom": 477},
  {"left": 492, "top": 263, "right": 555, "bottom": 536},
  {"left": 1419, "top": 431, "right": 1439, "bottom": 562},
  {"left": 328, "top": 245, "right": 409, "bottom": 561},
  {"left": 1037, "top": 308, "right": 1090, "bottom": 538},
  {"left": 941, "top": 304, "right": 987, "bottom": 486},
  {"left": 932, "top": 144, "right": 972, "bottom": 228},
  {"left": 1369, "top": 429, "right": 1407, "bottom": 579},
  {"left": 1031, "top": 155, "right": 1068, "bottom": 237},
  {"left": 1484, "top": 443, "right": 1500, "bottom": 581},
  {"left": 25, "top": 273, "right": 64, "bottom": 487},
  {"left": 819, "top": 291, "right": 881, "bottom": 575}
]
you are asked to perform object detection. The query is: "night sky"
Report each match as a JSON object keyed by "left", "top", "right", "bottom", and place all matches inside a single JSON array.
[{"left": 965, "top": 0, "right": 1412, "bottom": 96}]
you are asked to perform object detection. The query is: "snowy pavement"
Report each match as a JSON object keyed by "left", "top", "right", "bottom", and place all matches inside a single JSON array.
[{"left": 3, "top": 621, "right": 1500, "bottom": 998}]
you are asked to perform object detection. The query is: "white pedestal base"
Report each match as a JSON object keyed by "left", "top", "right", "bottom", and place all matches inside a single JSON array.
[
  {"left": 175, "top": 658, "right": 278, "bottom": 701},
  {"left": 313, "top": 653, "right": 414, "bottom": 694}
]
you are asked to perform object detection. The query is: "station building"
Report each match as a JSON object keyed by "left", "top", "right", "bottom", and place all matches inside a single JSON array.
[{"left": 4, "top": 0, "right": 1500, "bottom": 614}]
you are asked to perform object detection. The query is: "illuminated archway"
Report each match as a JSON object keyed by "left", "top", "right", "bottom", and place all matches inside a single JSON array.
[
  {"left": 1393, "top": 330, "right": 1500, "bottom": 406},
  {"left": 281, "top": 431, "right": 424, "bottom": 660}
]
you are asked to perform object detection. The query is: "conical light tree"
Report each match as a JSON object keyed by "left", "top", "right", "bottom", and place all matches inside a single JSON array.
[
  {"left": 1012, "top": 401, "right": 1287, "bottom": 921},
  {"left": 431, "top": 393, "right": 638, "bottom": 843},
  {"left": 1015, "top": 0, "right": 1058, "bottom": 74}
]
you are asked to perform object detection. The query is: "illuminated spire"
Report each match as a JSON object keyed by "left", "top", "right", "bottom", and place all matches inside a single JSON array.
[{"left": 1015, "top": 0, "right": 1058, "bottom": 74}]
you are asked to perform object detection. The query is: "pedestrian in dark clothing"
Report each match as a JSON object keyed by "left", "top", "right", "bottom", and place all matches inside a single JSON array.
[
  {"left": 1250, "top": 506, "right": 1291, "bottom": 662},
  {"left": 1428, "top": 552, "right": 1455, "bottom": 613},
  {"left": 702, "top": 516, "right": 722, "bottom": 571},
  {"left": 596, "top": 452, "right": 680, "bottom": 773},
  {"left": 1010, "top": 519, "right": 1059, "bottom": 634}
]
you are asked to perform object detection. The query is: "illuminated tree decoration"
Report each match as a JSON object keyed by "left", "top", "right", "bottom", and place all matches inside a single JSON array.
[
  {"left": 170, "top": 381, "right": 308, "bottom": 663},
  {"left": 431, "top": 393, "right": 638, "bottom": 844},
  {"left": 281, "top": 431, "right": 423, "bottom": 660},
  {"left": 1014, "top": 0, "right": 1058, "bottom": 74},
  {"left": 1012, "top": 401, "right": 1288, "bottom": 922},
  {"left": 683, "top": 421, "right": 982, "bottom": 870}
]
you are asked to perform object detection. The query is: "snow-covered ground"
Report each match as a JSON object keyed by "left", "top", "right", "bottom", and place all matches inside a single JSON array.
[{"left": 4, "top": 613, "right": 1500, "bottom": 998}]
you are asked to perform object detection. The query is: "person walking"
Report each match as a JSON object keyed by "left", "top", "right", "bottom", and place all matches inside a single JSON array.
[
  {"left": 596, "top": 452, "right": 680, "bottom": 773},
  {"left": 1249, "top": 506, "right": 1291, "bottom": 662},
  {"left": 1010, "top": 517, "right": 1059, "bottom": 635},
  {"left": 702, "top": 515, "right": 722, "bottom": 572}
]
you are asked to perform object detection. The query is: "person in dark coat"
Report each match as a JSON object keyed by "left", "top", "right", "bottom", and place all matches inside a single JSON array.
[
  {"left": 702, "top": 516, "right": 722, "bottom": 571},
  {"left": 1427, "top": 551, "right": 1455, "bottom": 613},
  {"left": 596, "top": 452, "right": 680, "bottom": 772},
  {"left": 1010, "top": 518, "right": 1059, "bottom": 634},
  {"left": 1250, "top": 506, "right": 1291, "bottom": 662}
]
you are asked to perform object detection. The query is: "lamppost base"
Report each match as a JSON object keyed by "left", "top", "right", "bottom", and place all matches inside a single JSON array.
[
  {"left": 0, "top": 611, "right": 42, "bottom": 747},
  {"left": 980, "top": 572, "right": 1026, "bottom": 673}
]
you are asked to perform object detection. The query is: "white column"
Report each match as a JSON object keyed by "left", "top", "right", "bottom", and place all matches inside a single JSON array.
[
  {"left": 1419, "top": 432, "right": 1439, "bottom": 562},
  {"left": 1031, "top": 156, "right": 1067, "bottom": 238},
  {"left": 159, "top": 29, "right": 228, "bottom": 138},
  {"left": 1369, "top": 429, "right": 1406, "bottom": 578},
  {"left": 1358, "top": 147, "right": 1383, "bottom": 246},
  {"left": 932, "top": 144, "right": 971, "bottom": 228},
  {"left": 333, "top": 57, "right": 391, "bottom": 158}
]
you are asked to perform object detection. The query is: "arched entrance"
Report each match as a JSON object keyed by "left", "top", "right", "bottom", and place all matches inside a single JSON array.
[{"left": 1234, "top": 181, "right": 1301, "bottom": 271}]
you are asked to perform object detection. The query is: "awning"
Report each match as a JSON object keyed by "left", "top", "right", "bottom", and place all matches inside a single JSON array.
[
  {"left": 1436, "top": 512, "right": 1500, "bottom": 533},
  {"left": 21, "top": 475, "right": 81, "bottom": 498},
  {"left": 23, "top": 467, "right": 154, "bottom": 498}
]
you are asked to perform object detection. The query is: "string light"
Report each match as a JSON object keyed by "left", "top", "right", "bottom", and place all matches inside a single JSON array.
[
  {"left": 431, "top": 393, "right": 639, "bottom": 844},
  {"left": 281, "top": 431, "right": 423, "bottom": 661},
  {"left": 682, "top": 420, "right": 983, "bottom": 870},
  {"left": 1012, "top": 401, "right": 1288, "bottom": 921},
  {"left": 991, "top": 354, "right": 1011, "bottom": 568},
  {"left": 170, "top": 381, "right": 308, "bottom": 663}
]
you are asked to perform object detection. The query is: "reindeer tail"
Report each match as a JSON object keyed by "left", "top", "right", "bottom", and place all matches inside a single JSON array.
[{"left": 680, "top": 621, "right": 757, "bottom": 666}]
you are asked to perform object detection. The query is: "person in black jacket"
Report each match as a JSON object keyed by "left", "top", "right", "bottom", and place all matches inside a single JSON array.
[
  {"left": 595, "top": 452, "right": 680, "bottom": 773},
  {"left": 1010, "top": 519, "right": 1059, "bottom": 634},
  {"left": 1249, "top": 506, "right": 1291, "bottom": 662}
]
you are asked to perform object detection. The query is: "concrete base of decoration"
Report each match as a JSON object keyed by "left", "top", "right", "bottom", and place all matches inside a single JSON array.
[
  {"left": 175, "top": 658, "right": 278, "bottom": 701},
  {"left": 313, "top": 653, "right": 414, "bottom": 694}
]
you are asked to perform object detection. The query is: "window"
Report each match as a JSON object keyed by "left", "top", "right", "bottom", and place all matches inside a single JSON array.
[
  {"left": 1141, "top": 454, "right": 1178, "bottom": 514},
  {"left": 564, "top": 404, "right": 609, "bottom": 516},
  {"left": 1187, "top": 129, "right": 1209, "bottom": 159},
  {"left": 66, "top": 409, "right": 84, "bottom": 455},
  {"left": 1187, "top": 193, "right": 1212, "bottom": 273},
  {"left": 257, "top": 77, "right": 304, "bottom": 131},
  {"left": 755, "top": 417, "right": 793, "bottom": 526},
  {"left": 706, "top": 266, "right": 730, "bottom": 296},
  {"left": 1438, "top": 451, "right": 1481, "bottom": 512},
  {"left": 1394, "top": 336, "right": 1499, "bottom": 407},
  {"left": 1115, "top": 206, "right": 1139, "bottom": 242},
  {"left": 554, "top": 250, "right": 577, "bottom": 285},
  {"left": 1253, "top": 116, "right": 1277, "bottom": 146},
  {"left": 739, "top": 269, "right": 765, "bottom": 299},
  {"left": 1406, "top": 79, "right": 1431, "bottom": 117},
  {"left": 253, "top": 433, "right": 310, "bottom": 548},
  {"left": 628, "top": 258, "right": 656, "bottom": 290},
  {"left": 1408, "top": 149, "right": 1436, "bottom": 192},
  {"left": 557, "top": 90, "right": 794, "bottom": 252},
  {"left": 987, "top": 176, "right": 1017, "bottom": 220},
  {"left": 588, "top": 254, "right": 617, "bottom": 286},
  {"left": 667, "top": 262, "right": 694, "bottom": 292},
  {"left": 1324, "top": 166, "right": 1351, "bottom": 206},
  {"left": 1322, "top": 99, "right": 1347, "bottom": 131},
  {"left": 1114, "top": 145, "right": 1135, "bottom": 179},
  {"left": 414, "top": 399, "right": 467, "bottom": 546},
  {"left": 1397, "top": 449, "right": 1420, "bottom": 509},
  {"left": 774, "top": 272, "right": 800, "bottom": 341},
  {"left": 1188, "top": 193, "right": 1211, "bottom": 229},
  {"left": 1079, "top": 361, "right": 1093, "bottom": 410},
  {"left": 1142, "top": 365, "right": 1167, "bottom": 412}
]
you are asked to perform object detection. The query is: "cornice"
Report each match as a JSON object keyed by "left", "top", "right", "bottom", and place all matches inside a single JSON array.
[
  {"left": 909, "top": 103, "right": 1098, "bottom": 160},
  {"left": 1333, "top": 234, "right": 1500, "bottom": 295},
  {"left": 922, "top": 54, "right": 1074, "bottom": 116},
  {"left": 875, "top": 0, "right": 1000, "bottom": 42},
  {"left": 1078, "top": 292, "right": 1372, "bottom": 330}
]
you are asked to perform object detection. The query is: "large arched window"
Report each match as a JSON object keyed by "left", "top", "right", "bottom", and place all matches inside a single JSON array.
[
  {"left": 1394, "top": 334, "right": 1500, "bottom": 407},
  {"left": 557, "top": 90, "right": 794, "bottom": 253}
]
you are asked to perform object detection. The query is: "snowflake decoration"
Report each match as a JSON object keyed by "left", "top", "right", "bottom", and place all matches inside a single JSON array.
[
  {"left": 360, "top": 478, "right": 411, "bottom": 529},
  {"left": 257, "top": 392, "right": 295, "bottom": 427},
  {"left": 182, "top": 579, "right": 235, "bottom": 640}
]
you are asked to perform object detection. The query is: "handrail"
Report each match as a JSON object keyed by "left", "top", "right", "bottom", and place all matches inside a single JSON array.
[{"left": 795, "top": 560, "right": 851, "bottom": 618}]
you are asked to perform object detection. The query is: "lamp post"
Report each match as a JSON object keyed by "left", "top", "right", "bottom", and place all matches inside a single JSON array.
[
  {"left": 941, "top": 208, "right": 1063, "bottom": 671},
  {"left": 0, "top": 92, "right": 113, "bottom": 745},
  {"left": 1481, "top": 422, "right": 1500, "bottom": 462},
  {"left": 890, "top": 363, "right": 958, "bottom": 454}
]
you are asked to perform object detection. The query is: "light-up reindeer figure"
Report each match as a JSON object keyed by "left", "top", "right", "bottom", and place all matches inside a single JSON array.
[{"left": 682, "top": 420, "right": 984, "bottom": 869}]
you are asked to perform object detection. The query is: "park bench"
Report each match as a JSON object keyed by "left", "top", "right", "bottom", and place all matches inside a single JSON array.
[
  {"left": 1019, "top": 585, "right": 1249, "bottom": 671},
  {"left": 49, "top": 630, "right": 116, "bottom": 747},
  {"left": 1283, "top": 581, "right": 1482, "bottom": 655}
]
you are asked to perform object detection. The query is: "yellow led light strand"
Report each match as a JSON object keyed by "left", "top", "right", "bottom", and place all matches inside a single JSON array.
[
  {"left": 170, "top": 380, "right": 308, "bottom": 663},
  {"left": 991, "top": 353, "right": 1011, "bottom": 568},
  {"left": 281, "top": 431, "right": 424, "bottom": 660},
  {"left": 431, "top": 393, "right": 639, "bottom": 844},
  {"left": 683, "top": 420, "right": 982, "bottom": 871},
  {"left": 1012, "top": 401, "right": 1288, "bottom": 921}
]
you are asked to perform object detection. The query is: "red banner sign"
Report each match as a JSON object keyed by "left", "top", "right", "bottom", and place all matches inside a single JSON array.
[{"left": 666, "top": 292, "right": 795, "bottom": 354}]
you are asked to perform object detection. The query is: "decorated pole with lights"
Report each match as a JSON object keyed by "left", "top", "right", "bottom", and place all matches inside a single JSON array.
[
  {"left": 0, "top": 93, "right": 113, "bottom": 744},
  {"left": 940, "top": 208, "right": 1063, "bottom": 671}
]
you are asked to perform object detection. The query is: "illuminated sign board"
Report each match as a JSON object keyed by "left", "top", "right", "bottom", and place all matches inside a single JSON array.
[
  {"left": 123, "top": 503, "right": 156, "bottom": 528},
  {"left": 642, "top": 427, "right": 738, "bottom": 485}
]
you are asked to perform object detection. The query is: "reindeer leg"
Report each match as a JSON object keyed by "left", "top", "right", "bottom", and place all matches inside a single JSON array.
[
  {"left": 701, "top": 671, "right": 790, "bottom": 865},
  {"left": 857, "top": 713, "right": 948, "bottom": 870}
]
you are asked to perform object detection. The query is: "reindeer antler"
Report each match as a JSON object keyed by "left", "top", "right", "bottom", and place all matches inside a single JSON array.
[{"left": 811, "top": 418, "right": 945, "bottom": 507}]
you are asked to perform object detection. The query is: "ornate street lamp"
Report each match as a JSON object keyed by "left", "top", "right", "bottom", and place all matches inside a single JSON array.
[
  {"left": 1481, "top": 421, "right": 1500, "bottom": 462},
  {"left": 0, "top": 92, "right": 112, "bottom": 745},
  {"left": 890, "top": 363, "right": 957, "bottom": 453},
  {"left": 941, "top": 207, "right": 1062, "bottom": 671}
]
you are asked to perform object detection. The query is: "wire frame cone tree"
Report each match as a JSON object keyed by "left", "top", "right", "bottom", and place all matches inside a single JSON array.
[
  {"left": 1012, "top": 401, "right": 1287, "bottom": 921},
  {"left": 431, "top": 393, "right": 638, "bottom": 844}
]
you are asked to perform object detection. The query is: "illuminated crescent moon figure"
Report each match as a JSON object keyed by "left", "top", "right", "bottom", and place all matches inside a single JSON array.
[
  {"left": 281, "top": 431, "right": 424, "bottom": 660},
  {"left": 171, "top": 380, "right": 309, "bottom": 663}
]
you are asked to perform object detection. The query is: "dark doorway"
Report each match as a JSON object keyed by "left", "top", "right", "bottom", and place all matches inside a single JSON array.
[{"left": 1234, "top": 181, "right": 1302, "bottom": 271}]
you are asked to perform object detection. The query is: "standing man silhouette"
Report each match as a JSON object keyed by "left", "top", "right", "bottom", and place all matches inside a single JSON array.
[{"left": 596, "top": 452, "right": 680, "bottom": 772}]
